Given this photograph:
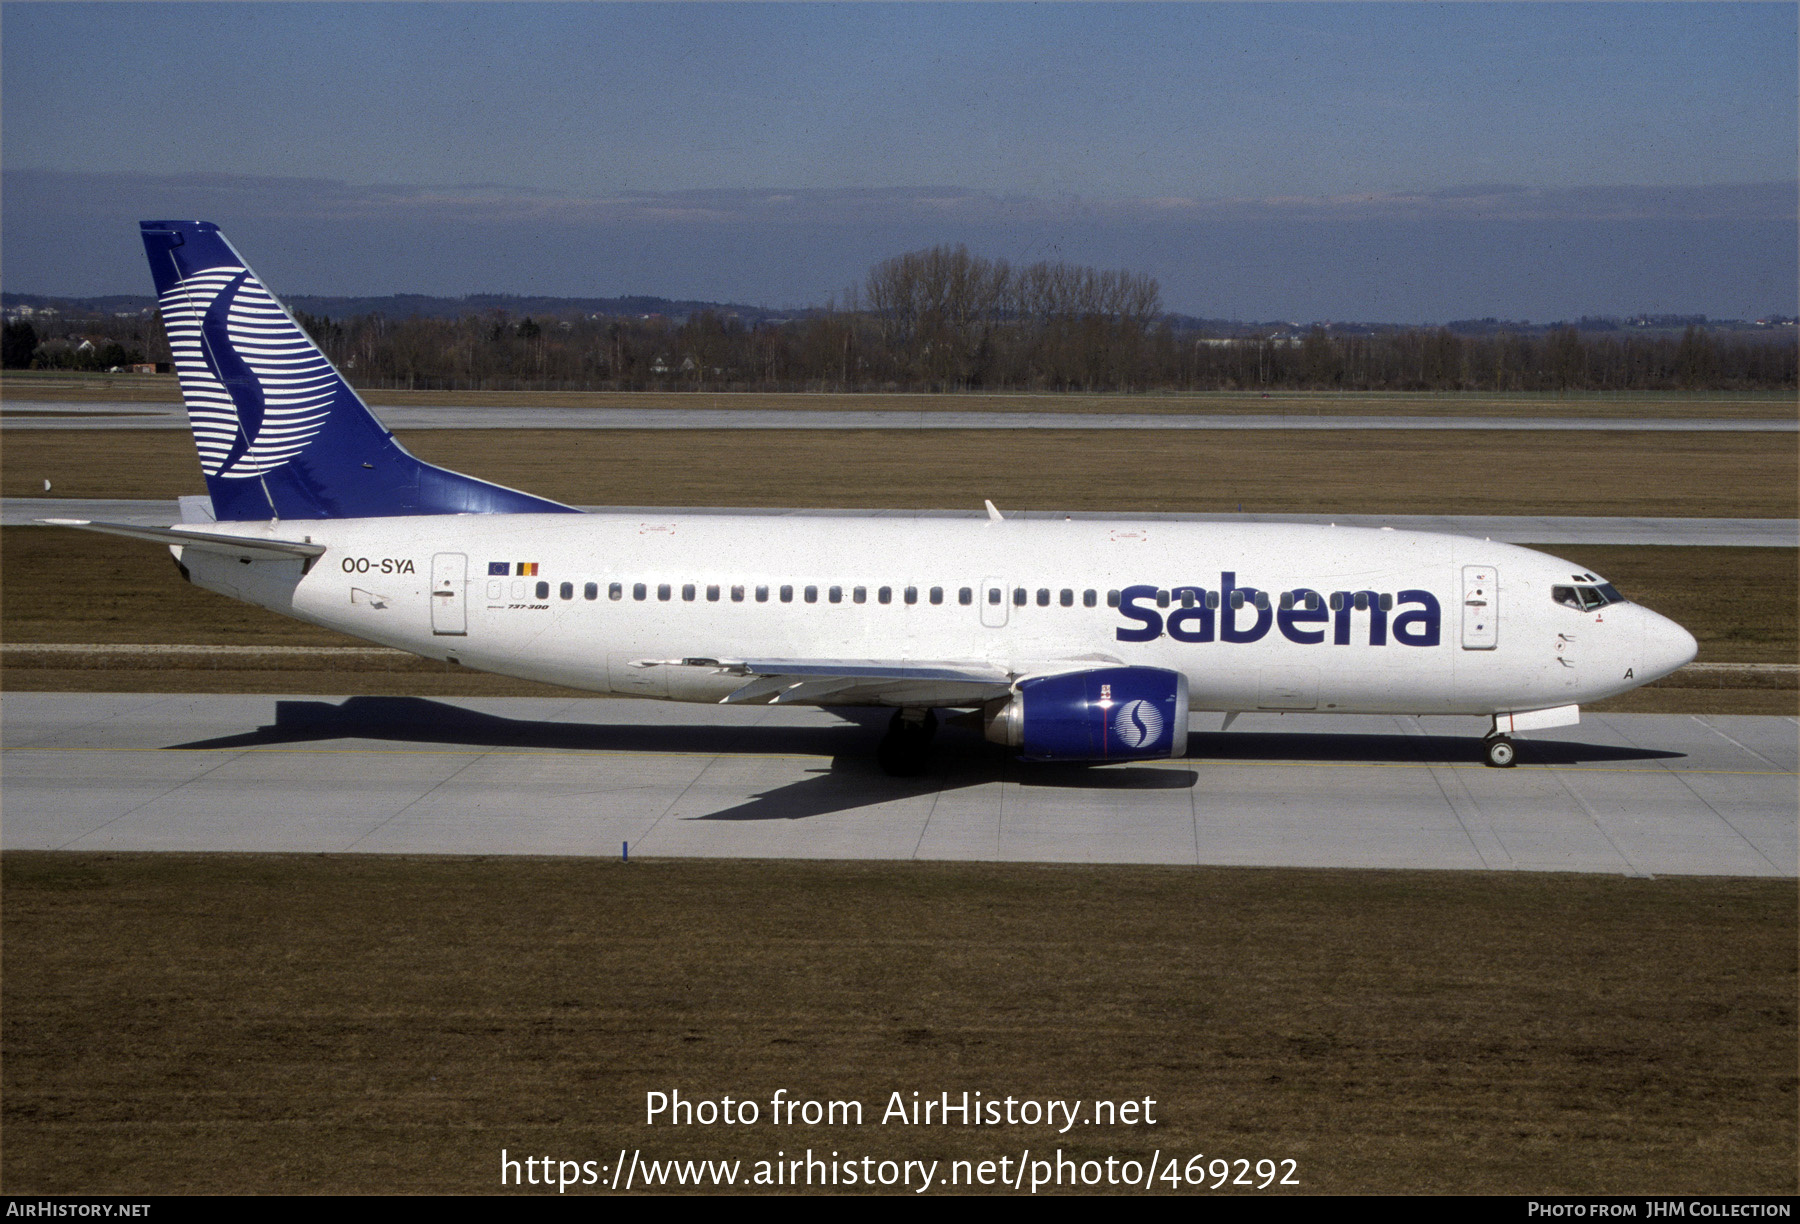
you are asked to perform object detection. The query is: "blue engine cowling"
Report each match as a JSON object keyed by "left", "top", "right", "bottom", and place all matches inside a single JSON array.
[{"left": 984, "top": 666, "right": 1190, "bottom": 762}]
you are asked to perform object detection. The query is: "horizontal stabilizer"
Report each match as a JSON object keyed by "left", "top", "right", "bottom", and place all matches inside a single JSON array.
[{"left": 39, "top": 519, "right": 327, "bottom": 559}]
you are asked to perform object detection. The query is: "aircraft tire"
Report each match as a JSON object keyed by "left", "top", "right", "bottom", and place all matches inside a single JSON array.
[{"left": 1484, "top": 735, "right": 1518, "bottom": 768}]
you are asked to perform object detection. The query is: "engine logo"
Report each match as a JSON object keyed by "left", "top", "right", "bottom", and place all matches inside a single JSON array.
[{"left": 1112, "top": 699, "right": 1164, "bottom": 749}]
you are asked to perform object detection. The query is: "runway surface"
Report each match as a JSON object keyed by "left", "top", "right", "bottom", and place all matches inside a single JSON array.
[
  {"left": 4, "top": 693, "right": 1792, "bottom": 877},
  {"left": 8, "top": 497, "right": 1794, "bottom": 547},
  {"left": 4, "top": 400, "right": 1795, "bottom": 432}
]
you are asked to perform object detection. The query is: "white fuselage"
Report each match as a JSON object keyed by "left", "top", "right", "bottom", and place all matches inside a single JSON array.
[{"left": 174, "top": 513, "right": 1697, "bottom": 717}]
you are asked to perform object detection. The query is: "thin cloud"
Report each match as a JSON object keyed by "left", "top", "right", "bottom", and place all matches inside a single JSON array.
[
  {"left": 5, "top": 169, "right": 1792, "bottom": 319},
  {"left": 14, "top": 170, "right": 1792, "bottom": 231}
]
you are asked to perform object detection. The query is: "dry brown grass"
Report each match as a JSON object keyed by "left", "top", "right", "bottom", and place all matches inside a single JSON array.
[
  {"left": 2, "top": 853, "right": 1791, "bottom": 1195},
  {"left": 5, "top": 426, "right": 1796, "bottom": 517},
  {"left": 5, "top": 372, "right": 1796, "bottom": 418}
]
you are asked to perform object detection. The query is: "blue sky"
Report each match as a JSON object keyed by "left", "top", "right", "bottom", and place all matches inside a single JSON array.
[{"left": 4, "top": 3, "right": 1795, "bottom": 319}]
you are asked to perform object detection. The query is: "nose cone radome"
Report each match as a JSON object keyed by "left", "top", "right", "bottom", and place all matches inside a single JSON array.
[{"left": 1640, "top": 608, "right": 1699, "bottom": 683}]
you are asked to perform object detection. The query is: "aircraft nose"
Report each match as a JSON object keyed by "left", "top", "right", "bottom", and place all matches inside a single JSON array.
[{"left": 1640, "top": 607, "right": 1698, "bottom": 683}]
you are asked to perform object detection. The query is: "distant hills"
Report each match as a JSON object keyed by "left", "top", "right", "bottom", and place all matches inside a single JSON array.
[
  {"left": 0, "top": 291, "right": 798, "bottom": 327},
  {"left": 4, "top": 291, "right": 1794, "bottom": 339}
]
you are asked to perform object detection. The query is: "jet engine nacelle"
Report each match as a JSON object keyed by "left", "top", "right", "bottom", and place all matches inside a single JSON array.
[{"left": 984, "top": 666, "right": 1190, "bottom": 762}]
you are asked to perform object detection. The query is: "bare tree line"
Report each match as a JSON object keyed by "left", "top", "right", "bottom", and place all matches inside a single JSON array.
[
  {"left": 6, "top": 245, "right": 1793, "bottom": 391},
  {"left": 863, "top": 245, "right": 1163, "bottom": 389}
]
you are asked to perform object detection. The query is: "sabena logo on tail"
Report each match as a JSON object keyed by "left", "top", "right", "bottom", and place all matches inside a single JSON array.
[
  {"left": 139, "top": 220, "right": 577, "bottom": 521},
  {"left": 159, "top": 265, "right": 335, "bottom": 477}
]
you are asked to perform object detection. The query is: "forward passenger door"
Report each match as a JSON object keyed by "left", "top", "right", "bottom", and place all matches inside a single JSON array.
[{"left": 1461, "top": 565, "right": 1497, "bottom": 650}]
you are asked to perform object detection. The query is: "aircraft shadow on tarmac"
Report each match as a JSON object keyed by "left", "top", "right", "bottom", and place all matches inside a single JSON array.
[{"left": 163, "top": 696, "right": 1686, "bottom": 823}]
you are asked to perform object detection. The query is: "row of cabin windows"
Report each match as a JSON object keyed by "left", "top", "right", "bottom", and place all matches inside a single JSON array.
[
  {"left": 523, "top": 581, "right": 1390, "bottom": 613},
  {"left": 532, "top": 581, "right": 1107, "bottom": 606},
  {"left": 1146, "top": 589, "right": 1390, "bottom": 612}
]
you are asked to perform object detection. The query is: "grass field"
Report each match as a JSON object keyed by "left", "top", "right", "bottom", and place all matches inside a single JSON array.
[
  {"left": 2, "top": 854, "right": 1792, "bottom": 1195},
  {"left": 5, "top": 425, "right": 1797, "bottom": 518}
]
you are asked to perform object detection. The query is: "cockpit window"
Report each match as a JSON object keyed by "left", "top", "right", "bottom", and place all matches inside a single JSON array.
[{"left": 1552, "top": 583, "right": 1627, "bottom": 611}]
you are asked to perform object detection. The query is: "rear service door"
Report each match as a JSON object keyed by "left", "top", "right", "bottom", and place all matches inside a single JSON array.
[
  {"left": 431, "top": 552, "right": 468, "bottom": 635},
  {"left": 1461, "top": 565, "right": 1497, "bottom": 650}
]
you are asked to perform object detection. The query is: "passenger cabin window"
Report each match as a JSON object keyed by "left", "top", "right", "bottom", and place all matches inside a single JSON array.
[
  {"left": 588, "top": 583, "right": 601, "bottom": 601},
  {"left": 657, "top": 583, "right": 671, "bottom": 601},
  {"left": 682, "top": 584, "right": 696, "bottom": 602},
  {"left": 905, "top": 586, "right": 918, "bottom": 605},
  {"left": 959, "top": 587, "right": 974, "bottom": 605},
  {"left": 560, "top": 582, "right": 574, "bottom": 600},
  {"left": 988, "top": 588, "right": 1002, "bottom": 605},
  {"left": 536, "top": 581, "right": 550, "bottom": 599},
  {"left": 880, "top": 587, "right": 893, "bottom": 605},
  {"left": 1013, "top": 588, "right": 1026, "bottom": 606},
  {"left": 780, "top": 585, "right": 793, "bottom": 603},
  {"left": 1106, "top": 590, "right": 1120, "bottom": 608},
  {"left": 1036, "top": 588, "right": 1050, "bottom": 606},
  {"left": 930, "top": 587, "right": 944, "bottom": 605},
  {"left": 804, "top": 585, "right": 818, "bottom": 603},
  {"left": 829, "top": 586, "right": 842, "bottom": 604},
  {"left": 731, "top": 585, "right": 745, "bottom": 602},
  {"left": 634, "top": 583, "right": 647, "bottom": 601},
  {"left": 1083, "top": 590, "right": 1097, "bottom": 608},
  {"left": 853, "top": 586, "right": 866, "bottom": 604},
  {"left": 704, "top": 585, "right": 718, "bottom": 601},
  {"left": 756, "top": 585, "right": 769, "bottom": 602}
]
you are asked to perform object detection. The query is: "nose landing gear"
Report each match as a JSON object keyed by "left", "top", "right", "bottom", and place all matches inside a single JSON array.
[{"left": 878, "top": 708, "right": 938, "bottom": 777}]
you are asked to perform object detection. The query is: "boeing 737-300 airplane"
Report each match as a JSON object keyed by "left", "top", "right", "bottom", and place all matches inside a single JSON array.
[{"left": 46, "top": 221, "right": 1698, "bottom": 774}]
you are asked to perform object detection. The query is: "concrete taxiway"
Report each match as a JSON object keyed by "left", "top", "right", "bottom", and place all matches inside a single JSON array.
[
  {"left": 4, "top": 692, "right": 1792, "bottom": 877},
  {"left": 7, "top": 498, "right": 1795, "bottom": 548},
  {"left": 3, "top": 400, "right": 1795, "bottom": 432}
]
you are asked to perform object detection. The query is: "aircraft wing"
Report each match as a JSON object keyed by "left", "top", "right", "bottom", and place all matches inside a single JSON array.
[
  {"left": 39, "top": 519, "right": 327, "bottom": 560},
  {"left": 628, "top": 656, "right": 1118, "bottom": 707},
  {"left": 693, "top": 658, "right": 1017, "bottom": 706}
]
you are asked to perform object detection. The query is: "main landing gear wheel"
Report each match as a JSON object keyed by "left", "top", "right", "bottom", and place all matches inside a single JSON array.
[
  {"left": 878, "top": 709, "right": 938, "bottom": 777},
  {"left": 1484, "top": 735, "right": 1517, "bottom": 768}
]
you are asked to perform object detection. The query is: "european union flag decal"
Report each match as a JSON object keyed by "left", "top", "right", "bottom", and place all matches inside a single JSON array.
[{"left": 488, "top": 562, "right": 510, "bottom": 576}]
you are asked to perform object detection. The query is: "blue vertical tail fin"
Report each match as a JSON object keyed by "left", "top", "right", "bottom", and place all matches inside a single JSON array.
[{"left": 141, "top": 220, "right": 577, "bottom": 521}]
